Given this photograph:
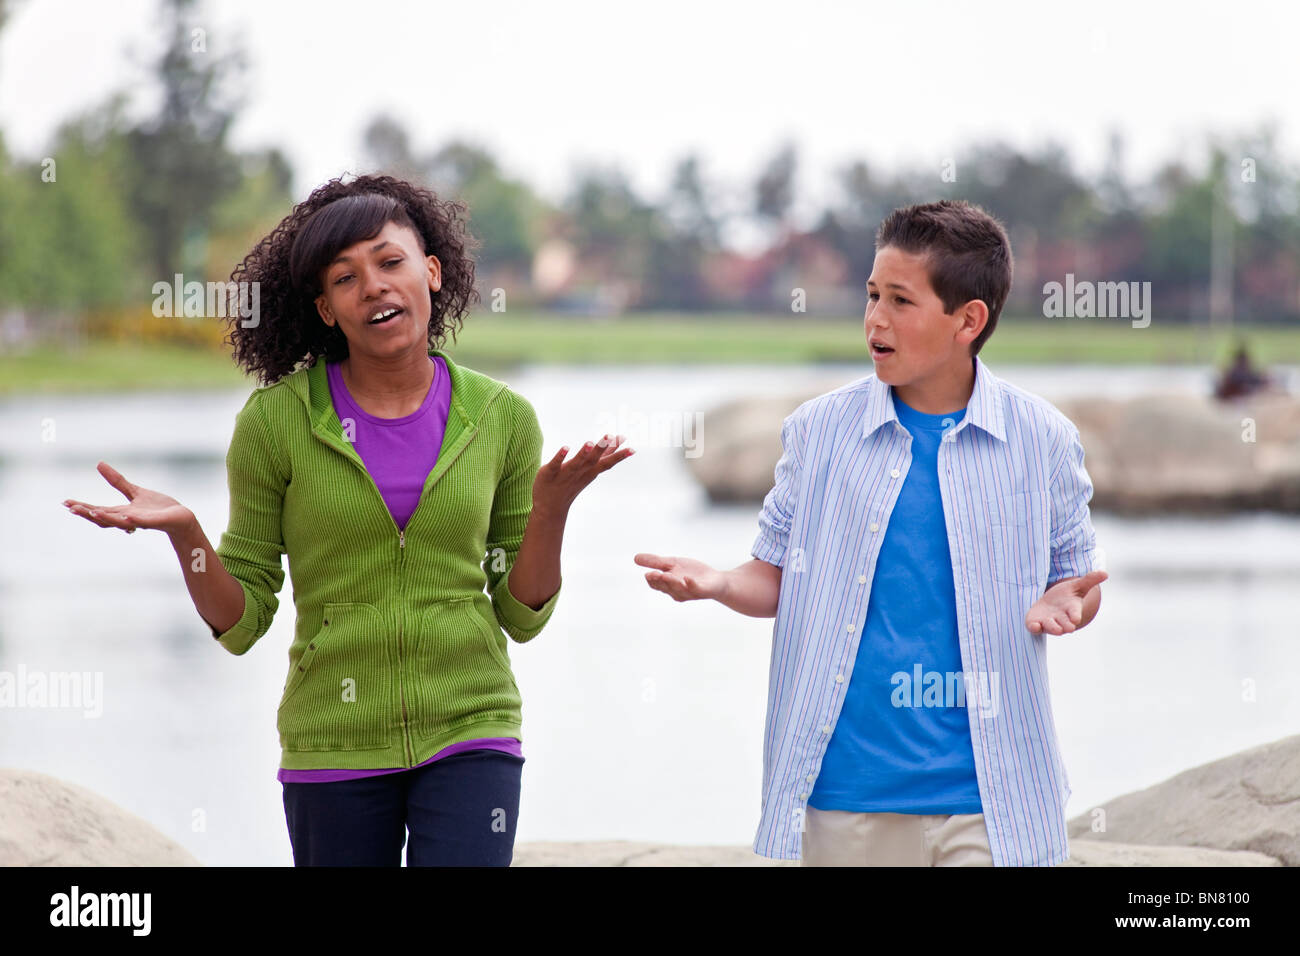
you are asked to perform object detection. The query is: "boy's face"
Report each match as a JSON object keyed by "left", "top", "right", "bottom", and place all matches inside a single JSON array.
[{"left": 864, "top": 244, "right": 986, "bottom": 394}]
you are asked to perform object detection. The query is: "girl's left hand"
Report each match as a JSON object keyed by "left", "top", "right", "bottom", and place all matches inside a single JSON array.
[{"left": 532, "top": 433, "right": 635, "bottom": 517}]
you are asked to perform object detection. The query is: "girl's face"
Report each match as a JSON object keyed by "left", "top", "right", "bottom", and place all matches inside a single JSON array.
[{"left": 314, "top": 220, "right": 442, "bottom": 358}]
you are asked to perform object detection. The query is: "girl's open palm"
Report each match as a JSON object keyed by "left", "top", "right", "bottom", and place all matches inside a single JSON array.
[
  {"left": 62, "top": 461, "right": 193, "bottom": 535},
  {"left": 533, "top": 433, "right": 634, "bottom": 515}
]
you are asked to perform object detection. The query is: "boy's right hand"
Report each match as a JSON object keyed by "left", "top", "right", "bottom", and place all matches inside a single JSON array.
[{"left": 634, "top": 553, "right": 726, "bottom": 602}]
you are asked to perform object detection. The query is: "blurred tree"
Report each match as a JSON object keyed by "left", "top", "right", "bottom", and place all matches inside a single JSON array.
[
  {"left": 123, "top": 0, "right": 246, "bottom": 282},
  {"left": 207, "top": 147, "right": 294, "bottom": 281},
  {"left": 430, "top": 141, "right": 542, "bottom": 273},
  {"left": 565, "top": 166, "right": 658, "bottom": 276},
  {"left": 814, "top": 160, "right": 920, "bottom": 280},
  {"left": 644, "top": 155, "right": 724, "bottom": 309},
  {"left": 0, "top": 97, "right": 147, "bottom": 313},
  {"left": 664, "top": 155, "right": 722, "bottom": 249},
  {"left": 362, "top": 115, "right": 424, "bottom": 183},
  {"left": 1147, "top": 159, "right": 1215, "bottom": 284},
  {"left": 360, "top": 120, "right": 544, "bottom": 275},
  {"left": 956, "top": 141, "right": 1096, "bottom": 240},
  {"left": 754, "top": 141, "right": 797, "bottom": 229}
]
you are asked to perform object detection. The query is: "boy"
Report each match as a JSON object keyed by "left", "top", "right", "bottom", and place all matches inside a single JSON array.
[{"left": 635, "top": 200, "right": 1107, "bottom": 866}]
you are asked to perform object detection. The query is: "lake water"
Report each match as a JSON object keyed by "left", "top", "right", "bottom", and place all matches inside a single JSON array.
[{"left": 4, "top": 362, "right": 1299, "bottom": 865}]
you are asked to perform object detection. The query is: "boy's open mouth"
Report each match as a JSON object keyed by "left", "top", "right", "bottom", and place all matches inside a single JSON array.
[{"left": 871, "top": 342, "right": 895, "bottom": 355}]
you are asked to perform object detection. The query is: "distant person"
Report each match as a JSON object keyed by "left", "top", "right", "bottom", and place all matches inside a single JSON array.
[
  {"left": 1214, "top": 342, "right": 1271, "bottom": 400},
  {"left": 637, "top": 200, "right": 1108, "bottom": 867},
  {"left": 63, "top": 173, "right": 633, "bottom": 866}
]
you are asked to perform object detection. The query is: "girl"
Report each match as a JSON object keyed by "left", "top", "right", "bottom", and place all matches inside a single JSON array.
[{"left": 62, "top": 173, "right": 633, "bottom": 866}]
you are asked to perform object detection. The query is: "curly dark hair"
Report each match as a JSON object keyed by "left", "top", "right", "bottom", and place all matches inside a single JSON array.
[{"left": 222, "top": 173, "right": 480, "bottom": 385}]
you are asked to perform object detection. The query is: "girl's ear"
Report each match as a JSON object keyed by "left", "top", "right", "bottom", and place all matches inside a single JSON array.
[
  {"left": 315, "top": 294, "right": 333, "bottom": 326},
  {"left": 427, "top": 254, "right": 443, "bottom": 292}
]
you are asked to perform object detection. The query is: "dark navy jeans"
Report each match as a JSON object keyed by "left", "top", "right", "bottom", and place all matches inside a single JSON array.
[{"left": 281, "top": 749, "right": 524, "bottom": 866}]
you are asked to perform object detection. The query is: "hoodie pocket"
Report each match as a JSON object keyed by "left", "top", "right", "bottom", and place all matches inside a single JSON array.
[
  {"left": 277, "top": 601, "right": 390, "bottom": 751},
  {"left": 406, "top": 597, "right": 520, "bottom": 739}
]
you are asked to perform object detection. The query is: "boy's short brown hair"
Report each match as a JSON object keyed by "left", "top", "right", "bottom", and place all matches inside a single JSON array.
[{"left": 875, "top": 200, "right": 1013, "bottom": 356}]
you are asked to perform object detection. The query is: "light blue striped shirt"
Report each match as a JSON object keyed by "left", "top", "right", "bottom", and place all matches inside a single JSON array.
[{"left": 750, "top": 355, "right": 1099, "bottom": 865}]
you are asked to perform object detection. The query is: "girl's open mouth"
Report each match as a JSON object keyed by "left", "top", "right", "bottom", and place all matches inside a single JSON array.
[{"left": 368, "top": 308, "right": 403, "bottom": 327}]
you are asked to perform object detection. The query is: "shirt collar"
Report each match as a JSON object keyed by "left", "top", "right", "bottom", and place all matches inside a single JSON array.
[{"left": 861, "top": 355, "right": 1007, "bottom": 443}]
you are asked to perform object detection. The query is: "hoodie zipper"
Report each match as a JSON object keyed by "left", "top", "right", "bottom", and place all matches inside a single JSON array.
[
  {"left": 396, "top": 526, "right": 413, "bottom": 767},
  {"left": 306, "top": 428, "right": 418, "bottom": 767}
]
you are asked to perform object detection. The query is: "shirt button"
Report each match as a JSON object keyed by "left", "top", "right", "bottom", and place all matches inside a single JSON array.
[
  {"left": 870, "top": 522, "right": 879, "bottom": 532},
  {"left": 846, "top": 623, "right": 854, "bottom": 632},
  {"left": 858, "top": 574, "right": 867, "bottom": 584},
  {"left": 835, "top": 674, "right": 844, "bottom": 683},
  {"left": 806, "top": 774, "right": 816, "bottom": 783},
  {"left": 891, "top": 468, "right": 900, "bottom": 478},
  {"left": 822, "top": 725, "right": 831, "bottom": 733},
  {"left": 799, "top": 793, "right": 809, "bottom": 800}
]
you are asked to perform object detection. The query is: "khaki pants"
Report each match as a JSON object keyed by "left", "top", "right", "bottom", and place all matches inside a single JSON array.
[{"left": 801, "top": 807, "right": 994, "bottom": 866}]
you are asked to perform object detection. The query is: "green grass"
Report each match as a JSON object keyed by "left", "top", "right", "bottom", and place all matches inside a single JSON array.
[
  {"left": 2, "top": 314, "right": 1297, "bottom": 394},
  {"left": 447, "top": 313, "right": 1300, "bottom": 367},
  {"left": 0, "top": 340, "right": 250, "bottom": 394}
]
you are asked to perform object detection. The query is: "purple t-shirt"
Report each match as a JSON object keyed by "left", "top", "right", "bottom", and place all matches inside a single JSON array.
[{"left": 277, "top": 355, "right": 522, "bottom": 784}]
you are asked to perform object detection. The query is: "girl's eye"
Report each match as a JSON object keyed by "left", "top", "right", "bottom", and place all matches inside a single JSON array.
[{"left": 331, "top": 258, "right": 400, "bottom": 285}]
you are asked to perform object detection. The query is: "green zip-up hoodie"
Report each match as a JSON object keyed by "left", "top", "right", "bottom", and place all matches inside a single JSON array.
[{"left": 208, "top": 346, "right": 561, "bottom": 771}]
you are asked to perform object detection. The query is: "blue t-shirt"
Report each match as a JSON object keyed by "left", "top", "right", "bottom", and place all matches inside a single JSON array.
[{"left": 808, "top": 388, "right": 982, "bottom": 814}]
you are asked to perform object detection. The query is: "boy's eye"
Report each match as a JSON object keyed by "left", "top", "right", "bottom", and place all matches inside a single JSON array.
[
  {"left": 895, "top": 296, "right": 910, "bottom": 305},
  {"left": 867, "top": 292, "right": 879, "bottom": 301},
  {"left": 384, "top": 257, "right": 402, "bottom": 267}
]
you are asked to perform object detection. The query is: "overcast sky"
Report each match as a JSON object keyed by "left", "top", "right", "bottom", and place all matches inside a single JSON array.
[{"left": 4, "top": 0, "right": 1298, "bottom": 228}]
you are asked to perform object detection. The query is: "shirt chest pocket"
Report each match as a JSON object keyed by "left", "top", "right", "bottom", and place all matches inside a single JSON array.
[{"left": 985, "top": 491, "right": 1050, "bottom": 589}]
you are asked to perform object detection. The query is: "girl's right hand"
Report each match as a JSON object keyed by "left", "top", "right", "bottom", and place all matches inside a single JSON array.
[
  {"left": 634, "top": 553, "right": 726, "bottom": 602},
  {"left": 63, "top": 461, "right": 195, "bottom": 536}
]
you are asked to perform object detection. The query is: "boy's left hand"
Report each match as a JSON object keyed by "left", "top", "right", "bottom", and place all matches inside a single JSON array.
[{"left": 1025, "top": 570, "right": 1109, "bottom": 635}]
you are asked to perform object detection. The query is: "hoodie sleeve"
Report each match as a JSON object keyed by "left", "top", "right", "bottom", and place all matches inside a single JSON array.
[
  {"left": 211, "top": 391, "right": 289, "bottom": 655},
  {"left": 484, "top": 388, "right": 561, "bottom": 643}
]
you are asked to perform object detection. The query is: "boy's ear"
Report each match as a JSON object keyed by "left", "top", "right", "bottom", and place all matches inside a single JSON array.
[{"left": 956, "top": 299, "right": 989, "bottom": 347}]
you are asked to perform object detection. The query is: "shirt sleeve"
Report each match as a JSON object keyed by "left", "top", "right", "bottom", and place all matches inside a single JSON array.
[
  {"left": 1046, "top": 423, "right": 1099, "bottom": 587},
  {"left": 751, "top": 408, "right": 805, "bottom": 568},
  {"left": 211, "top": 393, "right": 288, "bottom": 656},
  {"left": 485, "top": 388, "right": 561, "bottom": 643}
]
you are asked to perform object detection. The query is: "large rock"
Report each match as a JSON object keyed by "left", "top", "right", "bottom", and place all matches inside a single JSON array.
[
  {"left": 1065, "top": 733, "right": 1300, "bottom": 865},
  {"left": 1062, "top": 840, "right": 1279, "bottom": 866},
  {"left": 685, "top": 390, "right": 1300, "bottom": 513},
  {"left": 512, "top": 841, "right": 796, "bottom": 866},
  {"left": 0, "top": 769, "right": 200, "bottom": 866},
  {"left": 1055, "top": 393, "right": 1300, "bottom": 513},
  {"left": 511, "top": 839, "right": 1278, "bottom": 866}
]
